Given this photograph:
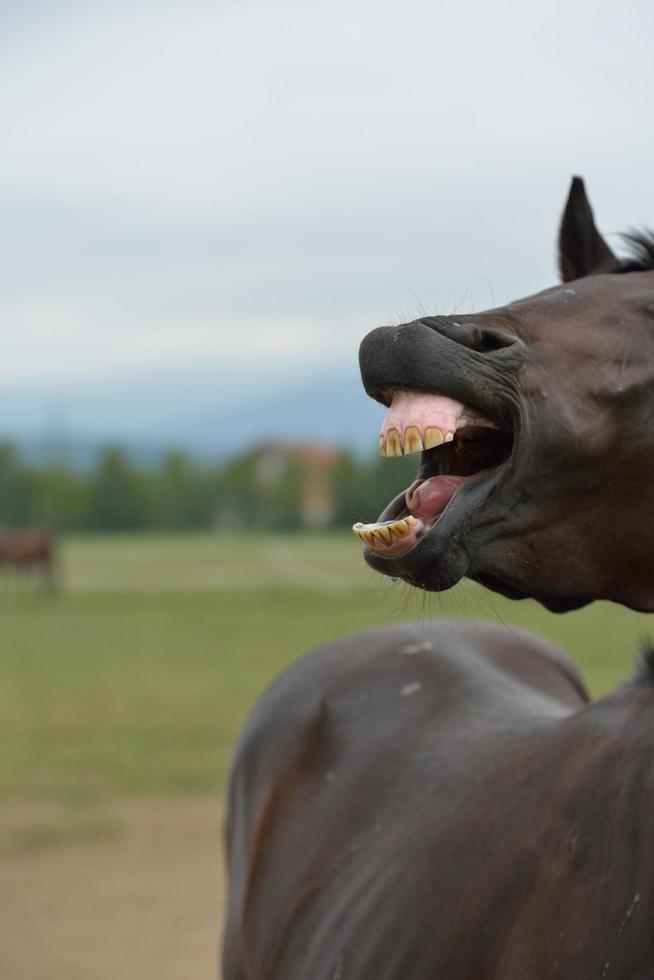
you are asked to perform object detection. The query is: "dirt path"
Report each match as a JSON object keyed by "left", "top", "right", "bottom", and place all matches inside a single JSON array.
[{"left": 0, "top": 798, "right": 226, "bottom": 980}]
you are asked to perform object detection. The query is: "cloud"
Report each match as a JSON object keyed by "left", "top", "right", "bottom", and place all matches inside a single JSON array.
[{"left": 0, "top": 0, "right": 652, "bottom": 394}]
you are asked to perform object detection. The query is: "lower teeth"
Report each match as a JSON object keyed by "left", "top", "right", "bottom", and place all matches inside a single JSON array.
[{"left": 352, "top": 515, "right": 417, "bottom": 546}]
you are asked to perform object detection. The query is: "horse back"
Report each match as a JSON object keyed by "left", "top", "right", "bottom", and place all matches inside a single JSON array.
[{"left": 223, "top": 620, "right": 594, "bottom": 979}]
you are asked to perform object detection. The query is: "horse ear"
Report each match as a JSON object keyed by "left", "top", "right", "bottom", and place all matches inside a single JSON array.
[{"left": 558, "top": 176, "right": 616, "bottom": 282}]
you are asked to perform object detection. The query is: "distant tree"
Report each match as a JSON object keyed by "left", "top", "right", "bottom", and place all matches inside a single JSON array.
[
  {"left": 219, "top": 454, "right": 261, "bottom": 528},
  {"left": 354, "top": 455, "right": 417, "bottom": 525},
  {"left": 263, "top": 458, "right": 304, "bottom": 531},
  {"left": 330, "top": 450, "right": 366, "bottom": 527},
  {"left": 87, "top": 447, "right": 149, "bottom": 530},
  {"left": 0, "top": 439, "right": 426, "bottom": 534},
  {"left": 150, "top": 451, "right": 191, "bottom": 528},
  {"left": 0, "top": 443, "right": 30, "bottom": 525},
  {"left": 217, "top": 452, "right": 306, "bottom": 531},
  {"left": 25, "top": 464, "right": 87, "bottom": 530}
]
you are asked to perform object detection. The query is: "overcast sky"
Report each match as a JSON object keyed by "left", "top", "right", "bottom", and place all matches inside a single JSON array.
[{"left": 1, "top": 0, "right": 653, "bottom": 397}]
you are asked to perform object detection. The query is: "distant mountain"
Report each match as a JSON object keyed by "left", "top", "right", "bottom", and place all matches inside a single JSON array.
[
  {"left": 165, "top": 373, "right": 384, "bottom": 458},
  {"left": 0, "top": 365, "right": 385, "bottom": 464}
]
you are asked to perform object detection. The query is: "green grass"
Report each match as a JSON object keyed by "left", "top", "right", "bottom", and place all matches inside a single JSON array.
[{"left": 0, "top": 532, "right": 651, "bottom": 800}]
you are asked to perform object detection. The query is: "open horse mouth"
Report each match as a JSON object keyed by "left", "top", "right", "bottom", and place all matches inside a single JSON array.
[
  {"left": 353, "top": 388, "right": 513, "bottom": 579},
  {"left": 353, "top": 314, "right": 523, "bottom": 592},
  {"left": 348, "top": 178, "right": 654, "bottom": 609}
]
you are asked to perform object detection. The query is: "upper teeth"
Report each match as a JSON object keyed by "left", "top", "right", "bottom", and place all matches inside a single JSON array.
[
  {"left": 380, "top": 426, "right": 454, "bottom": 458},
  {"left": 379, "top": 390, "right": 496, "bottom": 458}
]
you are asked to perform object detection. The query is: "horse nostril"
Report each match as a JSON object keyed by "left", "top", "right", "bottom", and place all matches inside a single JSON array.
[
  {"left": 419, "top": 318, "right": 517, "bottom": 355},
  {"left": 468, "top": 326, "right": 517, "bottom": 353}
]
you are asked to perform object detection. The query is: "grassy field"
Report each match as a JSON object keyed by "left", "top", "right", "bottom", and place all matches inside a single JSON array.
[
  {"left": 3, "top": 531, "right": 654, "bottom": 980},
  {"left": 0, "top": 531, "right": 652, "bottom": 801}
]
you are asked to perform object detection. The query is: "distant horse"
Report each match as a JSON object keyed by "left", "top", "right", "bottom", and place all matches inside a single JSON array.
[{"left": 0, "top": 528, "right": 57, "bottom": 591}]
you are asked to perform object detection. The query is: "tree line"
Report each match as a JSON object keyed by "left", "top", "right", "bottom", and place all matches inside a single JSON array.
[{"left": 0, "top": 443, "right": 417, "bottom": 532}]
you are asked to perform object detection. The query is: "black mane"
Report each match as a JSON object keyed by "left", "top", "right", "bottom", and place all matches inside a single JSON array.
[
  {"left": 617, "top": 230, "right": 654, "bottom": 273},
  {"left": 632, "top": 640, "right": 654, "bottom": 686}
]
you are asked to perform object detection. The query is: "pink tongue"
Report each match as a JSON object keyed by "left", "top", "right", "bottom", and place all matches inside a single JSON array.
[{"left": 406, "top": 475, "right": 469, "bottom": 521}]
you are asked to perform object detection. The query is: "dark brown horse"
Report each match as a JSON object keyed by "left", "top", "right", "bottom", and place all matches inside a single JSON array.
[
  {"left": 222, "top": 181, "right": 654, "bottom": 979},
  {"left": 225, "top": 621, "right": 654, "bottom": 980},
  {"left": 0, "top": 527, "right": 56, "bottom": 590}
]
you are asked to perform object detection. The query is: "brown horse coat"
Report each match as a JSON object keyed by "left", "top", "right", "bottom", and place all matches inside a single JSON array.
[
  {"left": 223, "top": 180, "right": 654, "bottom": 978},
  {"left": 223, "top": 621, "right": 654, "bottom": 979},
  {"left": 0, "top": 528, "right": 53, "bottom": 568}
]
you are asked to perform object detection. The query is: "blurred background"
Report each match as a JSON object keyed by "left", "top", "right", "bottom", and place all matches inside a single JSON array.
[{"left": 1, "top": 1, "right": 653, "bottom": 977}]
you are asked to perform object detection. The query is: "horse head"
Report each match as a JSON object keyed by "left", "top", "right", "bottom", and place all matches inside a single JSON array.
[{"left": 354, "top": 178, "right": 654, "bottom": 612}]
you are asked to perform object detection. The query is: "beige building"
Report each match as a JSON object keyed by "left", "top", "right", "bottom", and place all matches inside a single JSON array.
[{"left": 253, "top": 443, "right": 337, "bottom": 528}]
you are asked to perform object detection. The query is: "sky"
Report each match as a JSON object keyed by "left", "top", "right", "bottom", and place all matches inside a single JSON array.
[{"left": 1, "top": 0, "right": 653, "bottom": 438}]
